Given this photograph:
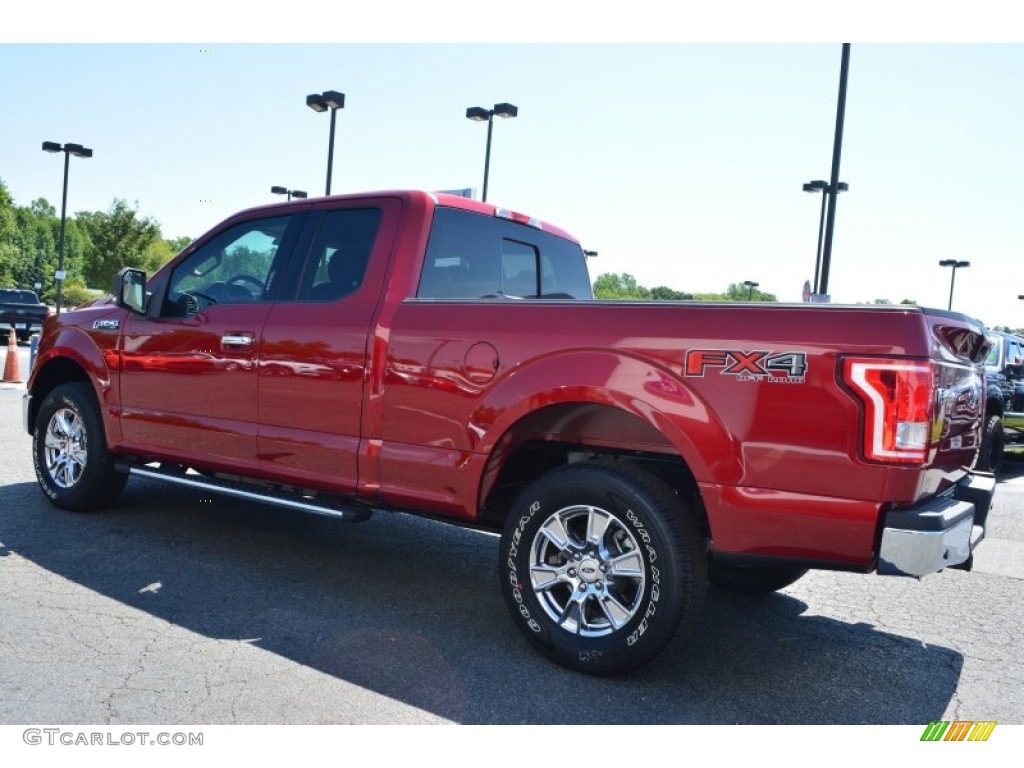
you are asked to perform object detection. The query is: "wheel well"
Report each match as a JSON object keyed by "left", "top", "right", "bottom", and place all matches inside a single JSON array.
[
  {"left": 28, "top": 357, "right": 90, "bottom": 430},
  {"left": 479, "top": 403, "right": 708, "bottom": 536}
]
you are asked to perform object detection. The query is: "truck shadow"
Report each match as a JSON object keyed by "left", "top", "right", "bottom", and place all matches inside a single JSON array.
[
  {"left": 1, "top": 479, "right": 962, "bottom": 725},
  {"left": 999, "top": 451, "right": 1024, "bottom": 481}
]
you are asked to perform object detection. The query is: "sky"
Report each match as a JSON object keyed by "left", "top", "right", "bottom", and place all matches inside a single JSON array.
[{"left": 1, "top": 10, "right": 1022, "bottom": 332}]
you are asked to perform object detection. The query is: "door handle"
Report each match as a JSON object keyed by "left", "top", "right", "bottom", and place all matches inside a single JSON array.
[{"left": 221, "top": 333, "right": 255, "bottom": 347}]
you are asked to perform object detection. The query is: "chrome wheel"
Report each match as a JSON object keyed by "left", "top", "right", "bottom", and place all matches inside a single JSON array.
[
  {"left": 528, "top": 504, "right": 646, "bottom": 637},
  {"left": 43, "top": 406, "right": 87, "bottom": 489}
]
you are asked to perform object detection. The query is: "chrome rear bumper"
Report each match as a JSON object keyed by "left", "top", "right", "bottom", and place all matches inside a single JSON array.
[{"left": 878, "top": 473, "right": 995, "bottom": 577}]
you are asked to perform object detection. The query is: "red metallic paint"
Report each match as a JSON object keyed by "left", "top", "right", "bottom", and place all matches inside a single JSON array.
[
  {"left": 29, "top": 309, "right": 127, "bottom": 446},
  {"left": 700, "top": 482, "right": 881, "bottom": 566},
  {"left": 26, "top": 190, "right": 989, "bottom": 568}
]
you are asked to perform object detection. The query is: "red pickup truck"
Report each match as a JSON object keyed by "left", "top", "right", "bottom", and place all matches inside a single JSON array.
[{"left": 24, "top": 190, "right": 995, "bottom": 675}]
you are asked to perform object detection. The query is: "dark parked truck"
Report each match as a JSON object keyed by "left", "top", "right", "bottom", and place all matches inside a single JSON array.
[
  {"left": 0, "top": 288, "right": 49, "bottom": 342},
  {"left": 24, "top": 190, "right": 996, "bottom": 675},
  {"left": 978, "top": 330, "right": 1024, "bottom": 472}
]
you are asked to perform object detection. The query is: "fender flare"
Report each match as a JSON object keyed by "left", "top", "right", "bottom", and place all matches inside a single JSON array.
[{"left": 472, "top": 350, "right": 742, "bottom": 486}]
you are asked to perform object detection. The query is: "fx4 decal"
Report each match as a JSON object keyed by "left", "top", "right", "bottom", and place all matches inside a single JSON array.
[{"left": 684, "top": 349, "right": 807, "bottom": 383}]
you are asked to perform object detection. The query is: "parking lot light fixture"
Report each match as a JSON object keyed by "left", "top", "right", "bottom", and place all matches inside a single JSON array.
[
  {"left": 41, "top": 141, "right": 93, "bottom": 314},
  {"left": 271, "top": 186, "right": 307, "bottom": 201},
  {"left": 744, "top": 280, "right": 760, "bottom": 300},
  {"left": 938, "top": 259, "right": 970, "bottom": 311},
  {"left": 466, "top": 102, "right": 518, "bottom": 202},
  {"left": 307, "top": 90, "right": 345, "bottom": 195}
]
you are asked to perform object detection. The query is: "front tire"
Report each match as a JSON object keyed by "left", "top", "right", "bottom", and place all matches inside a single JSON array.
[
  {"left": 33, "top": 382, "right": 127, "bottom": 511},
  {"left": 499, "top": 461, "right": 706, "bottom": 676}
]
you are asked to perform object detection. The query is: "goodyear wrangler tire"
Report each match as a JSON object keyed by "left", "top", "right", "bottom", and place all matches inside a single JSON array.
[
  {"left": 33, "top": 382, "right": 127, "bottom": 512},
  {"left": 499, "top": 461, "right": 707, "bottom": 676}
]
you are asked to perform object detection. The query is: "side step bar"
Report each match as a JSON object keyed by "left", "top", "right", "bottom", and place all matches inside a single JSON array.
[{"left": 117, "top": 462, "right": 374, "bottom": 523}]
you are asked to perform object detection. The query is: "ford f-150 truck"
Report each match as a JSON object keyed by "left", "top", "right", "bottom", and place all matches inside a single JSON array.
[{"left": 23, "top": 190, "right": 995, "bottom": 675}]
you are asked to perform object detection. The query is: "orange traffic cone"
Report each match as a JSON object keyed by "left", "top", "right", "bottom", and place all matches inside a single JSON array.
[{"left": 2, "top": 329, "right": 22, "bottom": 384}]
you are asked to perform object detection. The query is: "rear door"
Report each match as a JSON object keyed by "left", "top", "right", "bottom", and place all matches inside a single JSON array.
[{"left": 256, "top": 198, "right": 400, "bottom": 494}]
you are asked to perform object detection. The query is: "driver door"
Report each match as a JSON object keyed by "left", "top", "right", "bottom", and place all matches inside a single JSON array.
[{"left": 119, "top": 212, "right": 303, "bottom": 472}]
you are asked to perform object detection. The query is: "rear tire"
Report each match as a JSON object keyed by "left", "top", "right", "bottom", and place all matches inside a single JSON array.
[
  {"left": 32, "top": 382, "right": 127, "bottom": 511},
  {"left": 499, "top": 461, "right": 706, "bottom": 676},
  {"left": 708, "top": 561, "right": 808, "bottom": 594},
  {"left": 975, "top": 414, "right": 1004, "bottom": 475}
]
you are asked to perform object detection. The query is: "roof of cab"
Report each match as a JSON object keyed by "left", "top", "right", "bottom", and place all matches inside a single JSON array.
[{"left": 222, "top": 189, "right": 580, "bottom": 244}]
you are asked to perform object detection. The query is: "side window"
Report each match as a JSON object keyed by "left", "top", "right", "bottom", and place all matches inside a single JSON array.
[
  {"left": 164, "top": 216, "right": 291, "bottom": 316},
  {"left": 296, "top": 208, "right": 383, "bottom": 302},
  {"left": 418, "top": 209, "right": 501, "bottom": 299},
  {"left": 1010, "top": 340, "right": 1023, "bottom": 366},
  {"left": 418, "top": 208, "right": 592, "bottom": 300}
]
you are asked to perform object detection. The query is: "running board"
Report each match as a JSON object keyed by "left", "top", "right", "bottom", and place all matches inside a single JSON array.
[{"left": 118, "top": 463, "right": 374, "bottom": 523}]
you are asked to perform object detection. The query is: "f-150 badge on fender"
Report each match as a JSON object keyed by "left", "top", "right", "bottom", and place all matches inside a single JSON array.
[
  {"left": 684, "top": 349, "right": 807, "bottom": 383},
  {"left": 92, "top": 319, "right": 120, "bottom": 330}
]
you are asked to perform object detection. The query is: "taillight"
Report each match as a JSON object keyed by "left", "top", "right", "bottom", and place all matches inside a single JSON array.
[{"left": 843, "top": 358, "right": 934, "bottom": 464}]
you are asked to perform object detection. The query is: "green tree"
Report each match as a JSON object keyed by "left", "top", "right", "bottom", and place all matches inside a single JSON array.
[
  {"left": 724, "top": 282, "right": 777, "bottom": 302},
  {"left": 0, "top": 179, "right": 19, "bottom": 285},
  {"left": 165, "top": 235, "right": 193, "bottom": 254},
  {"left": 143, "top": 239, "right": 176, "bottom": 273},
  {"left": 593, "top": 272, "right": 651, "bottom": 299},
  {"left": 58, "top": 279, "right": 96, "bottom": 308},
  {"left": 650, "top": 285, "right": 693, "bottom": 300},
  {"left": 78, "top": 199, "right": 161, "bottom": 290}
]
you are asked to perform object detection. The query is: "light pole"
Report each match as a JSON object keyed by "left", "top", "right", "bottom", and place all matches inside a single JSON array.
[
  {"left": 939, "top": 259, "right": 970, "bottom": 310},
  {"left": 818, "top": 43, "right": 852, "bottom": 298},
  {"left": 42, "top": 141, "right": 92, "bottom": 314},
  {"left": 465, "top": 102, "right": 518, "bottom": 202},
  {"left": 271, "top": 186, "right": 308, "bottom": 201},
  {"left": 743, "top": 280, "right": 759, "bottom": 300},
  {"left": 306, "top": 90, "right": 345, "bottom": 196},
  {"left": 803, "top": 180, "right": 848, "bottom": 295}
]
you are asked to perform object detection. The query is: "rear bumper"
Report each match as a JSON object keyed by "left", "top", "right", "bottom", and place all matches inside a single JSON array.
[{"left": 878, "top": 472, "right": 995, "bottom": 577}]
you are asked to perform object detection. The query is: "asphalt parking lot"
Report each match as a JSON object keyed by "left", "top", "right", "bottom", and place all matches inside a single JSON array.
[{"left": 0, "top": 381, "right": 1022, "bottom": 725}]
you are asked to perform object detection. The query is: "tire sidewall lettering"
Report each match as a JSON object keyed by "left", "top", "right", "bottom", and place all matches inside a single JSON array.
[
  {"left": 505, "top": 502, "right": 544, "bottom": 634},
  {"left": 503, "top": 476, "right": 667, "bottom": 659}
]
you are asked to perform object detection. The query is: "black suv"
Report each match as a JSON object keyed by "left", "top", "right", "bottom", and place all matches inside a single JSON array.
[{"left": 978, "top": 330, "right": 1024, "bottom": 473}]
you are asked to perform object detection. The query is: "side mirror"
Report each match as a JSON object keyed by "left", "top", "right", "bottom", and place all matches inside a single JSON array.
[{"left": 114, "top": 268, "right": 148, "bottom": 314}]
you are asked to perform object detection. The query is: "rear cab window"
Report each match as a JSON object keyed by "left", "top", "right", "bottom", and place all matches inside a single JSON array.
[{"left": 417, "top": 207, "right": 592, "bottom": 300}]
